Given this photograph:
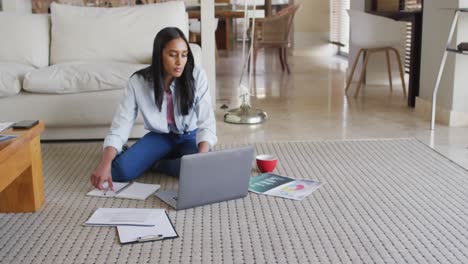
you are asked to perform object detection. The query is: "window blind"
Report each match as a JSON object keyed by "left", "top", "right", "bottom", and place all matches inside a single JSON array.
[
  {"left": 404, "top": 22, "right": 412, "bottom": 73},
  {"left": 330, "top": 0, "right": 350, "bottom": 54},
  {"left": 403, "top": 1, "right": 421, "bottom": 73}
]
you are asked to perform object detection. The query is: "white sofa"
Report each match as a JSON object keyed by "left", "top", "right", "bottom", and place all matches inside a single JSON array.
[{"left": 0, "top": 2, "right": 202, "bottom": 140}]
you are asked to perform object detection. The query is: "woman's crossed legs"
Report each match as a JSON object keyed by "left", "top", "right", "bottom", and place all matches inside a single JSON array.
[{"left": 111, "top": 131, "right": 198, "bottom": 182}]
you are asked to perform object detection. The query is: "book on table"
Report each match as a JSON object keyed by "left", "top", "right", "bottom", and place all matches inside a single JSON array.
[{"left": 86, "top": 182, "right": 160, "bottom": 200}]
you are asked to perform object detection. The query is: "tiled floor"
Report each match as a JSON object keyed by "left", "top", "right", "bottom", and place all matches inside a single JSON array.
[{"left": 214, "top": 45, "right": 468, "bottom": 169}]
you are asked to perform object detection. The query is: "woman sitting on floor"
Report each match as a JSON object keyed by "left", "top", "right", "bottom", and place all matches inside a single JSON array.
[{"left": 90, "top": 27, "right": 217, "bottom": 190}]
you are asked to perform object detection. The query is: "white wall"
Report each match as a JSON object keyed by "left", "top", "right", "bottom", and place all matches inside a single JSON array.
[
  {"left": 200, "top": 0, "right": 216, "bottom": 105},
  {"left": 293, "top": 0, "right": 334, "bottom": 56},
  {"left": 350, "top": 0, "right": 364, "bottom": 11},
  {"left": 294, "top": 0, "right": 329, "bottom": 33},
  {"left": 453, "top": 0, "right": 468, "bottom": 112},
  {"left": 349, "top": 0, "right": 365, "bottom": 69},
  {"left": 348, "top": 0, "right": 364, "bottom": 80},
  {"left": 417, "top": 0, "right": 468, "bottom": 125},
  {"left": 419, "top": 0, "right": 458, "bottom": 111}
]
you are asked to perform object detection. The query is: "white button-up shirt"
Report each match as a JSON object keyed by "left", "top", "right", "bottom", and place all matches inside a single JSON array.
[{"left": 103, "top": 66, "right": 217, "bottom": 153}]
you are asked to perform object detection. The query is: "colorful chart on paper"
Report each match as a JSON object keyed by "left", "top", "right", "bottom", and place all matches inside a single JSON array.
[{"left": 249, "top": 173, "right": 322, "bottom": 200}]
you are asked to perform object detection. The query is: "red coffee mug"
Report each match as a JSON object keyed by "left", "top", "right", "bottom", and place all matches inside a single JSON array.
[{"left": 256, "top": 154, "right": 278, "bottom": 173}]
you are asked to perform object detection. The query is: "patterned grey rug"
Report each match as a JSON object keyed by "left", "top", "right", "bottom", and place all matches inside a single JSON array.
[{"left": 1, "top": 138, "right": 468, "bottom": 264}]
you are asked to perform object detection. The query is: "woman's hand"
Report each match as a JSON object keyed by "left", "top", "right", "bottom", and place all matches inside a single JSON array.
[
  {"left": 91, "top": 163, "right": 114, "bottom": 191},
  {"left": 91, "top": 146, "right": 118, "bottom": 190},
  {"left": 198, "top": 141, "right": 210, "bottom": 153}
]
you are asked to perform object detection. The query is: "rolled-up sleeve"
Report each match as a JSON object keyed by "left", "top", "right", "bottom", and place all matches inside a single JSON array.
[
  {"left": 103, "top": 79, "right": 138, "bottom": 153},
  {"left": 194, "top": 69, "right": 217, "bottom": 148}
]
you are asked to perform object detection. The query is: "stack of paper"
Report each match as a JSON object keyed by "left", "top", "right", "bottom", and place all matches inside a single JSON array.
[
  {"left": 84, "top": 208, "right": 178, "bottom": 244},
  {"left": 86, "top": 182, "right": 160, "bottom": 200}
]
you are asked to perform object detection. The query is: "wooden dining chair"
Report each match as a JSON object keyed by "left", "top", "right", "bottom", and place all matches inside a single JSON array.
[{"left": 251, "top": 4, "right": 301, "bottom": 75}]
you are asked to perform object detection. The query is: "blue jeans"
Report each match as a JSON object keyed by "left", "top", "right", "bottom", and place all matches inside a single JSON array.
[{"left": 111, "top": 130, "right": 198, "bottom": 182}]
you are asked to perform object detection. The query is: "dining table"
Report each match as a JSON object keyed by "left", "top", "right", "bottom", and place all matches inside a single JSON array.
[
  {"left": 187, "top": 9, "right": 246, "bottom": 55},
  {"left": 187, "top": 1, "right": 290, "bottom": 56}
]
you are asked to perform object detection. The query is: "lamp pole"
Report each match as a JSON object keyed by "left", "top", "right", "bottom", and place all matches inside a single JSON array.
[{"left": 223, "top": 0, "right": 267, "bottom": 124}]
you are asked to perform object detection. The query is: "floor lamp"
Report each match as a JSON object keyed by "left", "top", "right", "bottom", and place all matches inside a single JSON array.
[{"left": 224, "top": 1, "right": 267, "bottom": 124}]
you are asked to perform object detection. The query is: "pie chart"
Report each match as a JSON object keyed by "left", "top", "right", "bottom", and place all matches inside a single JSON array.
[{"left": 282, "top": 182, "right": 304, "bottom": 192}]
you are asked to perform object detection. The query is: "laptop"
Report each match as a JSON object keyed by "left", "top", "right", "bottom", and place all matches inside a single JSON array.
[{"left": 155, "top": 146, "right": 254, "bottom": 210}]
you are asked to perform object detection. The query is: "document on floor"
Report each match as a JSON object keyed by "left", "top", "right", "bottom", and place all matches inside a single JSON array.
[
  {"left": 117, "top": 211, "right": 178, "bottom": 244},
  {"left": 0, "top": 122, "right": 14, "bottom": 132},
  {"left": 86, "top": 182, "right": 160, "bottom": 200},
  {"left": 249, "top": 173, "right": 322, "bottom": 201},
  {"left": 84, "top": 208, "right": 165, "bottom": 226}
]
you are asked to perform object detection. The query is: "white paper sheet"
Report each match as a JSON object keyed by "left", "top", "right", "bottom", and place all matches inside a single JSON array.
[
  {"left": 84, "top": 208, "right": 164, "bottom": 226},
  {"left": 86, "top": 182, "right": 129, "bottom": 197},
  {"left": 86, "top": 182, "right": 160, "bottom": 200},
  {"left": 117, "top": 182, "right": 161, "bottom": 200}
]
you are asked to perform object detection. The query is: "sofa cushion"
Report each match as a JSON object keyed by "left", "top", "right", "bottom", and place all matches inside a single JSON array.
[
  {"left": 23, "top": 62, "right": 148, "bottom": 94},
  {"left": 50, "top": 2, "right": 189, "bottom": 65},
  {"left": 0, "top": 13, "right": 50, "bottom": 68},
  {"left": 0, "top": 62, "right": 36, "bottom": 98},
  {"left": 0, "top": 89, "right": 144, "bottom": 128}
]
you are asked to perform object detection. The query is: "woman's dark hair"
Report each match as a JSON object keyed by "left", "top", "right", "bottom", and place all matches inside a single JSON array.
[{"left": 135, "top": 27, "right": 195, "bottom": 115}]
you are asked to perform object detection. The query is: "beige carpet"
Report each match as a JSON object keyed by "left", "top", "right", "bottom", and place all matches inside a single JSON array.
[{"left": 1, "top": 139, "right": 468, "bottom": 264}]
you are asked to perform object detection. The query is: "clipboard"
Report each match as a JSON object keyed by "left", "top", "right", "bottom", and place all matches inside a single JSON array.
[{"left": 117, "top": 211, "right": 178, "bottom": 244}]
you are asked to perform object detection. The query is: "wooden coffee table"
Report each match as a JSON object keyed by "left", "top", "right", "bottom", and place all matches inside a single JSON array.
[{"left": 0, "top": 121, "right": 45, "bottom": 212}]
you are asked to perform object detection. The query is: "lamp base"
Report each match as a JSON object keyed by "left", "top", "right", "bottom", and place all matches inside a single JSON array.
[{"left": 224, "top": 103, "right": 267, "bottom": 124}]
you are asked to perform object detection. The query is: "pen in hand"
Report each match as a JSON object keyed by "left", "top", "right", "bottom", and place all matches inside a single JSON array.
[{"left": 102, "top": 181, "right": 114, "bottom": 195}]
